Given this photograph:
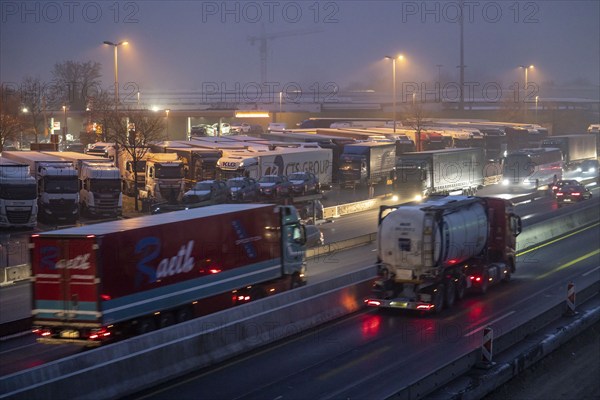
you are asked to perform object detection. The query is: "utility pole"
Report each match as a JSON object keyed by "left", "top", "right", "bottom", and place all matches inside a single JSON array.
[{"left": 458, "top": 0, "right": 465, "bottom": 111}]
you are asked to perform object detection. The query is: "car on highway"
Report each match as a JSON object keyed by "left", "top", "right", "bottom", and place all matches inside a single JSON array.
[
  {"left": 288, "top": 171, "right": 320, "bottom": 196},
  {"left": 550, "top": 179, "right": 580, "bottom": 197},
  {"left": 182, "top": 180, "right": 229, "bottom": 205},
  {"left": 555, "top": 182, "right": 592, "bottom": 207},
  {"left": 226, "top": 177, "right": 260, "bottom": 202},
  {"left": 576, "top": 159, "right": 599, "bottom": 181},
  {"left": 257, "top": 175, "right": 292, "bottom": 199}
]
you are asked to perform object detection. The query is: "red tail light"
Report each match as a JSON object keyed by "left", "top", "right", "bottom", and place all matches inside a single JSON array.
[
  {"left": 572, "top": 192, "right": 581, "bottom": 196},
  {"left": 365, "top": 299, "right": 381, "bottom": 306},
  {"left": 416, "top": 304, "right": 434, "bottom": 310},
  {"left": 556, "top": 192, "right": 564, "bottom": 196}
]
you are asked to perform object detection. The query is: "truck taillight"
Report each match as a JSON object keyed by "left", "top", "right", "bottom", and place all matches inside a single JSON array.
[
  {"left": 88, "top": 328, "right": 111, "bottom": 340},
  {"left": 416, "top": 304, "right": 434, "bottom": 310},
  {"left": 33, "top": 328, "right": 52, "bottom": 337},
  {"left": 470, "top": 275, "right": 481, "bottom": 282}
]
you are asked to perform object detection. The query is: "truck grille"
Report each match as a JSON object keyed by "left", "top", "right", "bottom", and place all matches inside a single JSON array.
[{"left": 7, "top": 210, "right": 33, "bottom": 224}]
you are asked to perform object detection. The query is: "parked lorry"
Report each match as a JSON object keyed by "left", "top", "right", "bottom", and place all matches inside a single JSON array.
[
  {"left": 139, "top": 152, "right": 185, "bottom": 203},
  {"left": 165, "top": 147, "right": 222, "bottom": 189},
  {"left": 42, "top": 151, "right": 122, "bottom": 218},
  {"left": 392, "top": 148, "right": 485, "bottom": 201},
  {"left": 216, "top": 147, "right": 333, "bottom": 189},
  {"left": 30, "top": 204, "right": 308, "bottom": 346},
  {"left": 338, "top": 141, "right": 396, "bottom": 188},
  {"left": 540, "top": 134, "right": 597, "bottom": 169},
  {"left": 2, "top": 151, "right": 79, "bottom": 224},
  {"left": 364, "top": 195, "right": 522, "bottom": 313},
  {"left": 0, "top": 158, "right": 38, "bottom": 229}
]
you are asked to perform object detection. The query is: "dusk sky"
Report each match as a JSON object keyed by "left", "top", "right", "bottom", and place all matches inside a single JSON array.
[{"left": 1, "top": 1, "right": 599, "bottom": 97}]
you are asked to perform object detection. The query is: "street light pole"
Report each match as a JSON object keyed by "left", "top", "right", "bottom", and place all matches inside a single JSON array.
[
  {"left": 519, "top": 64, "right": 534, "bottom": 118},
  {"left": 62, "top": 105, "right": 67, "bottom": 146},
  {"left": 436, "top": 64, "right": 443, "bottom": 102},
  {"left": 385, "top": 55, "right": 403, "bottom": 133},
  {"left": 165, "top": 109, "right": 170, "bottom": 140},
  {"left": 103, "top": 40, "right": 128, "bottom": 110},
  {"left": 535, "top": 96, "right": 539, "bottom": 123}
]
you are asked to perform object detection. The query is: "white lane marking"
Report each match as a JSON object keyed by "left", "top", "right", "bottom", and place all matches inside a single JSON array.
[
  {"left": 464, "top": 311, "right": 516, "bottom": 337},
  {"left": 582, "top": 265, "right": 600, "bottom": 277}
]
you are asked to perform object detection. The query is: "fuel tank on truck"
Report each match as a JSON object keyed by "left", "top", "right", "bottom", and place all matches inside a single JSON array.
[{"left": 378, "top": 196, "right": 488, "bottom": 279}]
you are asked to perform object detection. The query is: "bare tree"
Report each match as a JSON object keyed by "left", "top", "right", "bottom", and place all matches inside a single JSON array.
[
  {"left": 106, "top": 108, "right": 165, "bottom": 211},
  {"left": 0, "top": 85, "right": 25, "bottom": 151},
  {"left": 51, "top": 60, "right": 102, "bottom": 111},
  {"left": 19, "top": 76, "right": 55, "bottom": 144},
  {"left": 403, "top": 101, "right": 429, "bottom": 152},
  {"left": 88, "top": 88, "right": 116, "bottom": 143}
]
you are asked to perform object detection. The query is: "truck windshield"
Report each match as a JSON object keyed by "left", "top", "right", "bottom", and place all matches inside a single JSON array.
[
  {"left": 89, "top": 179, "right": 122, "bottom": 192},
  {"left": 44, "top": 177, "right": 78, "bottom": 193},
  {"left": 0, "top": 183, "right": 37, "bottom": 200},
  {"left": 155, "top": 165, "right": 183, "bottom": 179}
]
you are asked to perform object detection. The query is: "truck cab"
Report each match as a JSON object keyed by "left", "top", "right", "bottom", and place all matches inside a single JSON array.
[{"left": 141, "top": 154, "right": 185, "bottom": 203}]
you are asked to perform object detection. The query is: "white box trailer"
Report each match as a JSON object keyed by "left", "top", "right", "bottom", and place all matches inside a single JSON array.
[{"left": 216, "top": 147, "right": 333, "bottom": 187}]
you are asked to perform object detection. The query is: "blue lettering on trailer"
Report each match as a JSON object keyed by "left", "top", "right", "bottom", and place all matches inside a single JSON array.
[{"left": 231, "top": 219, "right": 257, "bottom": 258}]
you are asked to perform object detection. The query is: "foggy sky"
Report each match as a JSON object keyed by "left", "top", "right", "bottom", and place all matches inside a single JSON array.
[{"left": 1, "top": 1, "right": 599, "bottom": 95}]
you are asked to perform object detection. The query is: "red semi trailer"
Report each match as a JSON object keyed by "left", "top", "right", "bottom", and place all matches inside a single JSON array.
[{"left": 31, "top": 204, "right": 307, "bottom": 346}]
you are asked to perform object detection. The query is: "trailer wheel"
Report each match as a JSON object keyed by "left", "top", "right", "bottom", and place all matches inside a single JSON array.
[
  {"left": 176, "top": 307, "right": 193, "bottom": 323},
  {"left": 432, "top": 284, "right": 445, "bottom": 313},
  {"left": 444, "top": 279, "right": 456, "bottom": 308},
  {"left": 158, "top": 312, "right": 175, "bottom": 328},
  {"left": 478, "top": 270, "right": 490, "bottom": 295},
  {"left": 136, "top": 318, "right": 156, "bottom": 335},
  {"left": 455, "top": 276, "right": 466, "bottom": 300},
  {"left": 291, "top": 273, "right": 304, "bottom": 289}
]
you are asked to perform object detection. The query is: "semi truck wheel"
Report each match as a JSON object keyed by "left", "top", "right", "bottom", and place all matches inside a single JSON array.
[
  {"left": 455, "top": 275, "right": 467, "bottom": 300},
  {"left": 432, "top": 284, "right": 445, "bottom": 313},
  {"left": 478, "top": 269, "right": 490, "bottom": 295},
  {"left": 444, "top": 279, "right": 456, "bottom": 308}
]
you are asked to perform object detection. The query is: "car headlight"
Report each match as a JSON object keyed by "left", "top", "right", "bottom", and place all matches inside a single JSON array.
[
  {"left": 502, "top": 179, "right": 510, "bottom": 185},
  {"left": 589, "top": 167, "right": 596, "bottom": 172}
]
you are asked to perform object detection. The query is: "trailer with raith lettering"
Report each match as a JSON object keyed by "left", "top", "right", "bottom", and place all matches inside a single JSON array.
[{"left": 30, "top": 204, "right": 308, "bottom": 346}]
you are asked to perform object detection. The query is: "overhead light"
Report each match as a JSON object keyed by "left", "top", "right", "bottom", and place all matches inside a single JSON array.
[{"left": 235, "top": 111, "right": 270, "bottom": 118}]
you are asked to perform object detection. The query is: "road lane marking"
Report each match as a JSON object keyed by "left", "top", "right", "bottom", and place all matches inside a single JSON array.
[
  {"left": 582, "top": 265, "right": 600, "bottom": 277},
  {"left": 536, "top": 249, "right": 600, "bottom": 280},
  {"left": 464, "top": 311, "right": 516, "bottom": 337},
  {"left": 517, "top": 222, "right": 600, "bottom": 257},
  {"left": 318, "top": 345, "right": 391, "bottom": 381}
]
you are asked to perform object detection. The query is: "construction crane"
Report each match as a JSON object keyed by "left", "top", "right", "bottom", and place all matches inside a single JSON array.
[{"left": 248, "top": 24, "right": 322, "bottom": 85}]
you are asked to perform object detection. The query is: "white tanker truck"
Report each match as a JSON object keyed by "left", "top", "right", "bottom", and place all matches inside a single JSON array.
[{"left": 365, "top": 195, "right": 522, "bottom": 313}]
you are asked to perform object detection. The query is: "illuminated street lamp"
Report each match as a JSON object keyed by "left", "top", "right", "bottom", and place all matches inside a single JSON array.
[
  {"left": 62, "top": 105, "right": 68, "bottom": 145},
  {"left": 165, "top": 109, "right": 170, "bottom": 139},
  {"left": 103, "top": 40, "right": 128, "bottom": 110},
  {"left": 518, "top": 65, "right": 534, "bottom": 118},
  {"left": 385, "top": 54, "right": 404, "bottom": 133}
]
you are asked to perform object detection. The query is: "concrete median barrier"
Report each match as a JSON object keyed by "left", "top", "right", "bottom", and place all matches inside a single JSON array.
[
  {"left": 1, "top": 197, "right": 599, "bottom": 399},
  {"left": 0, "top": 267, "right": 377, "bottom": 400}
]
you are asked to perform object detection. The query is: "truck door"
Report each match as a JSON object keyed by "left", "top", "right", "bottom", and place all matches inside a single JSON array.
[{"left": 32, "top": 237, "right": 99, "bottom": 326}]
